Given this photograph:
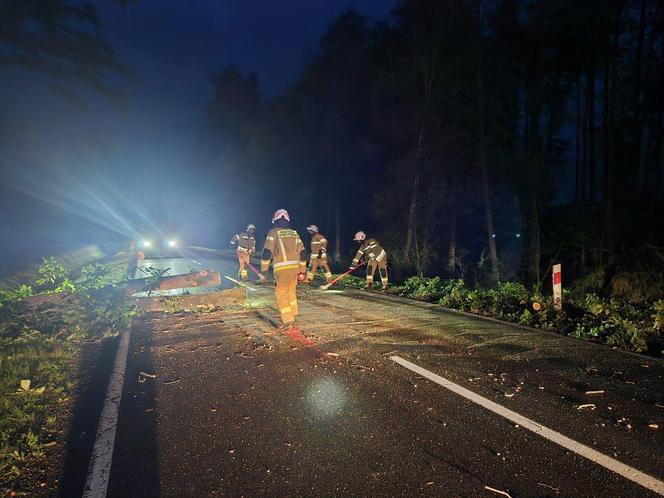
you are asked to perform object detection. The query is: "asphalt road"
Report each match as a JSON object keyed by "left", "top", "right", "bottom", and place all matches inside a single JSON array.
[
  {"left": 134, "top": 247, "right": 265, "bottom": 293},
  {"left": 105, "top": 281, "right": 664, "bottom": 497}
]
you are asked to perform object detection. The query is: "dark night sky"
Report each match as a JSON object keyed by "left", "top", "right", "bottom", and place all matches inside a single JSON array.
[{"left": 0, "top": 0, "right": 395, "bottom": 266}]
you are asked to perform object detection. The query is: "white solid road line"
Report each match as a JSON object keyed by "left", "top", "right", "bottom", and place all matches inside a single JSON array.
[
  {"left": 83, "top": 330, "right": 131, "bottom": 498},
  {"left": 390, "top": 355, "right": 664, "bottom": 496}
]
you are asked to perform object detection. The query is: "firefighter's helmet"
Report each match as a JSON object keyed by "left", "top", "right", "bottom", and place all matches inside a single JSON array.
[
  {"left": 272, "top": 209, "right": 290, "bottom": 223},
  {"left": 354, "top": 231, "right": 366, "bottom": 242},
  {"left": 307, "top": 225, "right": 319, "bottom": 234},
  {"left": 246, "top": 224, "right": 256, "bottom": 232}
]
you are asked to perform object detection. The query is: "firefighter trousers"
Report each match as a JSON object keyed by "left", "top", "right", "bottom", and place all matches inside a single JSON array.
[
  {"left": 366, "top": 259, "right": 388, "bottom": 289},
  {"left": 274, "top": 268, "right": 299, "bottom": 325},
  {"left": 306, "top": 256, "right": 332, "bottom": 283},
  {"left": 237, "top": 250, "right": 250, "bottom": 281}
]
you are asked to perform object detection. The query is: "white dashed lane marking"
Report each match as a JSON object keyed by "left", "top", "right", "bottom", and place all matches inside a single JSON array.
[{"left": 390, "top": 355, "right": 664, "bottom": 496}]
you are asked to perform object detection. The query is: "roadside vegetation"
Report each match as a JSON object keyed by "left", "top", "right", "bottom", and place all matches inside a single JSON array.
[
  {"left": 0, "top": 254, "right": 134, "bottom": 494},
  {"left": 337, "top": 275, "right": 664, "bottom": 356}
]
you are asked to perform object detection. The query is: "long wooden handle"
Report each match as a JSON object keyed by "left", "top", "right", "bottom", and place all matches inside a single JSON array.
[{"left": 324, "top": 264, "right": 362, "bottom": 289}]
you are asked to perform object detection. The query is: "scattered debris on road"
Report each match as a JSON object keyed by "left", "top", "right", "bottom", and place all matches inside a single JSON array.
[
  {"left": 537, "top": 481, "right": 560, "bottom": 492},
  {"left": 577, "top": 403, "right": 596, "bottom": 410},
  {"left": 138, "top": 371, "right": 156, "bottom": 383},
  {"left": 484, "top": 485, "right": 513, "bottom": 498}
]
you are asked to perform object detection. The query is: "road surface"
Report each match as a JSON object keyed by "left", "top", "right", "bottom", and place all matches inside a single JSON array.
[
  {"left": 134, "top": 246, "right": 263, "bottom": 293},
  {"left": 102, "top": 281, "right": 663, "bottom": 497}
]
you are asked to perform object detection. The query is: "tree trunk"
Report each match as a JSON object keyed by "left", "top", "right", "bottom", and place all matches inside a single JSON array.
[
  {"left": 602, "top": 24, "right": 616, "bottom": 264},
  {"left": 575, "top": 77, "right": 582, "bottom": 201},
  {"left": 447, "top": 163, "right": 457, "bottom": 276},
  {"left": 648, "top": 113, "right": 663, "bottom": 242},
  {"left": 520, "top": 187, "right": 540, "bottom": 286},
  {"left": 477, "top": 62, "right": 499, "bottom": 281},
  {"left": 334, "top": 199, "right": 341, "bottom": 263},
  {"left": 586, "top": 59, "right": 597, "bottom": 202},
  {"left": 402, "top": 126, "right": 423, "bottom": 264},
  {"left": 634, "top": 0, "right": 647, "bottom": 190}
]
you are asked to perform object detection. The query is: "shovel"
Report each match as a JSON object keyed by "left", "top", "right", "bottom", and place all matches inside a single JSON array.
[
  {"left": 320, "top": 264, "right": 363, "bottom": 291},
  {"left": 247, "top": 262, "right": 267, "bottom": 281}
]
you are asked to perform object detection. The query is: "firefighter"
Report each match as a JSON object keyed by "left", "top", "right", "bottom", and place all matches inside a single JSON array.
[
  {"left": 230, "top": 224, "right": 256, "bottom": 281},
  {"left": 305, "top": 225, "right": 333, "bottom": 284},
  {"left": 261, "top": 209, "right": 307, "bottom": 329},
  {"left": 350, "top": 231, "right": 388, "bottom": 290}
]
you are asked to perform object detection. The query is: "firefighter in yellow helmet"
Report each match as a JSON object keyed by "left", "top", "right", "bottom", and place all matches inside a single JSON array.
[
  {"left": 351, "top": 231, "right": 388, "bottom": 290},
  {"left": 230, "top": 224, "right": 256, "bottom": 281},
  {"left": 260, "top": 209, "right": 307, "bottom": 329},
  {"left": 304, "top": 225, "right": 333, "bottom": 284}
]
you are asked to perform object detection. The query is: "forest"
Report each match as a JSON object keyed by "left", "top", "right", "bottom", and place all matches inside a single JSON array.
[{"left": 204, "top": 0, "right": 664, "bottom": 302}]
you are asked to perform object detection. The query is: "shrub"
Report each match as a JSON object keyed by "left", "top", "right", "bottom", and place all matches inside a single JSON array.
[
  {"left": 466, "top": 288, "right": 493, "bottom": 312},
  {"left": 604, "top": 316, "right": 649, "bottom": 353},
  {"left": 36, "top": 257, "right": 67, "bottom": 289},
  {"left": 492, "top": 282, "right": 529, "bottom": 319},
  {"left": 439, "top": 280, "right": 470, "bottom": 309},
  {"left": 335, "top": 275, "right": 366, "bottom": 289},
  {"left": 652, "top": 300, "right": 664, "bottom": 332},
  {"left": 399, "top": 276, "right": 446, "bottom": 301}
]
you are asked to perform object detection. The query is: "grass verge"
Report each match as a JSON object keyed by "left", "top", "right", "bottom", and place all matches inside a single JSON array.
[{"left": 0, "top": 254, "right": 135, "bottom": 496}]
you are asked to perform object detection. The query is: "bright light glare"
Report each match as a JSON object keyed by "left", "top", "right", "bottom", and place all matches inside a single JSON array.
[
  {"left": 168, "top": 239, "right": 177, "bottom": 247},
  {"left": 141, "top": 240, "right": 152, "bottom": 248},
  {"left": 305, "top": 377, "right": 347, "bottom": 419}
]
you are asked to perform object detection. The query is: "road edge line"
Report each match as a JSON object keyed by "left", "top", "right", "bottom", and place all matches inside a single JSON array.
[
  {"left": 346, "top": 290, "right": 663, "bottom": 364},
  {"left": 82, "top": 329, "right": 131, "bottom": 498},
  {"left": 389, "top": 355, "right": 664, "bottom": 496}
]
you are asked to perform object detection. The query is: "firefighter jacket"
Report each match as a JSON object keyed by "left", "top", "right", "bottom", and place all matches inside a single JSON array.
[
  {"left": 352, "top": 238, "right": 387, "bottom": 266},
  {"left": 261, "top": 227, "right": 307, "bottom": 273},
  {"left": 310, "top": 232, "right": 328, "bottom": 259},
  {"left": 230, "top": 232, "right": 256, "bottom": 254}
]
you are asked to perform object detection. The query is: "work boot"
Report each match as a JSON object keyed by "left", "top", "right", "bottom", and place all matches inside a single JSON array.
[{"left": 276, "top": 322, "right": 295, "bottom": 332}]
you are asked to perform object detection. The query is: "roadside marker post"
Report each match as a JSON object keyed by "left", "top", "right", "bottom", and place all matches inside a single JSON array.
[{"left": 552, "top": 263, "right": 562, "bottom": 311}]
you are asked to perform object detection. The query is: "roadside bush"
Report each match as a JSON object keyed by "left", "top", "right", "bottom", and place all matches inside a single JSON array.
[
  {"left": 35, "top": 257, "right": 67, "bottom": 290},
  {"left": 465, "top": 288, "right": 493, "bottom": 312},
  {"left": 492, "top": 282, "right": 529, "bottom": 319},
  {"left": 0, "top": 285, "right": 34, "bottom": 308},
  {"left": 389, "top": 274, "right": 661, "bottom": 356},
  {"left": 1, "top": 258, "right": 136, "bottom": 483},
  {"left": 399, "top": 276, "right": 447, "bottom": 300},
  {"left": 439, "top": 279, "right": 470, "bottom": 309},
  {"left": 652, "top": 300, "right": 664, "bottom": 332}
]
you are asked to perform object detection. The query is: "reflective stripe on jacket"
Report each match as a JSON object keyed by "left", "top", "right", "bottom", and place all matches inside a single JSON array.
[
  {"left": 310, "top": 232, "right": 328, "bottom": 258},
  {"left": 352, "top": 238, "right": 387, "bottom": 266},
  {"left": 231, "top": 232, "right": 256, "bottom": 252},
  {"left": 261, "top": 228, "right": 306, "bottom": 273}
]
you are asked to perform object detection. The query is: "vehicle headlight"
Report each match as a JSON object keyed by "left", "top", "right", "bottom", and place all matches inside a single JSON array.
[
  {"left": 141, "top": 240, "right": 152, "bottom": 248},
  {"left": 167, "top": 239, "right": 177, "bottom": 247}
]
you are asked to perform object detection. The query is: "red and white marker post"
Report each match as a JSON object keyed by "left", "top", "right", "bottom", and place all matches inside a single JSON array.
[{"left": 552, "top": 263, "right": 562, "bottom": 311}]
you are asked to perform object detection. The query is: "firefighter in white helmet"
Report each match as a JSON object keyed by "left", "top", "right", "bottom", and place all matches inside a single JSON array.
[
  {"left": 351, "top": 231, "right": 388, "bottom": 290},
  {"left": 230, "top": 224, "right": 256, "bottom": 281},
  {"left": 261, "top": 209, "right": 307, "bottom": 329},
  {"left": 305, "top": 225, "right": 333, "bottom": 284}
]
